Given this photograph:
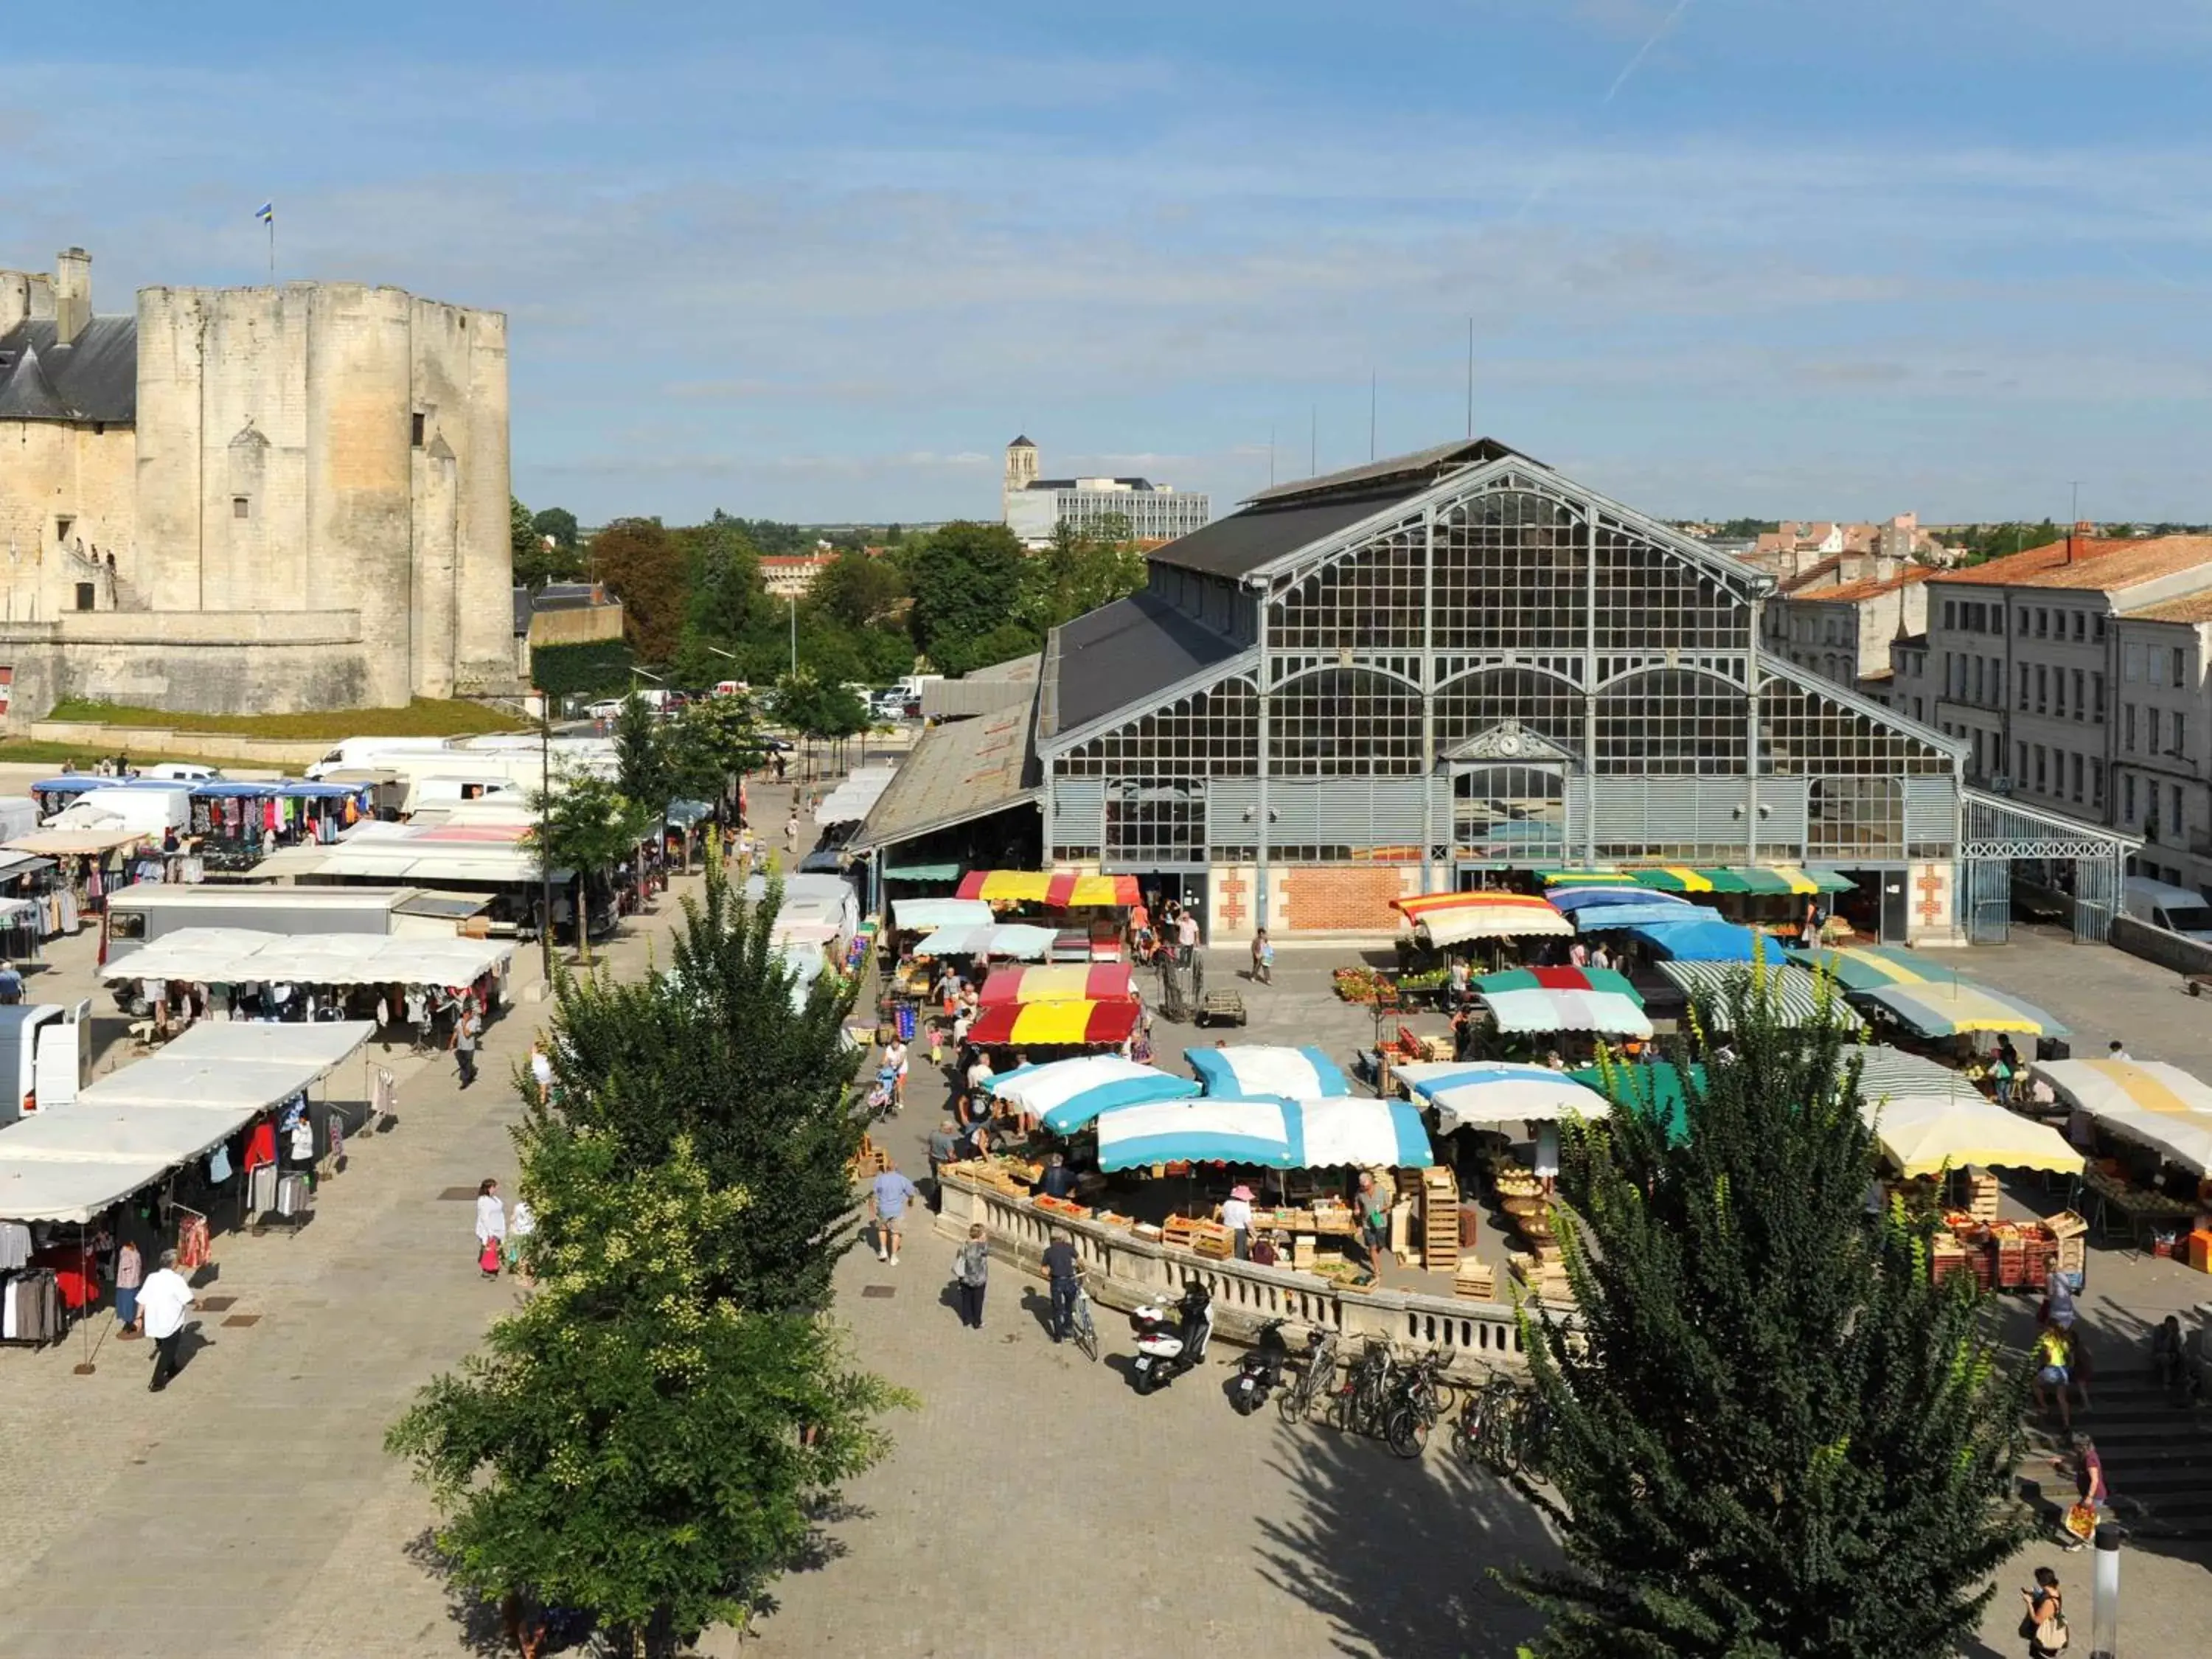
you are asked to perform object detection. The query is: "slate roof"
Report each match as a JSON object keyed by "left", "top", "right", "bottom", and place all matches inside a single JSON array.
[
  {"left": 848, "top": 702, "right": 1037, "bottom": 853},
  {"left": 1044, "top": 590, "right": 1248, "bottom": 738},
  {"left": 0, "top": 316, "right": 136, "bottom": 423},
  {"left": 1141, "top": 490, "right": 1424, "bottom": 580},
  {"left": 1243, "top": 437, "right": 1530, "bottom": 507}
]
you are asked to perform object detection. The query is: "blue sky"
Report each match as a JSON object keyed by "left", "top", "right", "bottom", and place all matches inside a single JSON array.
[{"left": 13, "top": 1, "right": 2212, "bottom": 525}]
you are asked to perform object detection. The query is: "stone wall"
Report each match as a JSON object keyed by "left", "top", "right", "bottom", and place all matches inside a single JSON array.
[
  {"left": 2109, "top": 914, "right": 2212, "bottom": 977},
  {"left": 0, "top": 418, "right": 136, "bottom": 622}
]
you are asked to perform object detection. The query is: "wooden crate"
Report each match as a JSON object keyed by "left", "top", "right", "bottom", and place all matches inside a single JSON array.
[
  {"left": 1453, "top": 1259, "right": 1496, "bottom": 1300},
  {"left": 2054, "top": 1235, "right": 2086, "bottom": 1279},
  {"left": 1964, "top": 1172, "right": 2001, "bottom": 1222},
  {"left": 1293, "top": 1234, "right": 1318, "bottom": 1271},
  {"left": 1421, "top": 1170, "right": 1461, "bottom": 1271},
  {"left": 1160, "top": 1216, "right": 1204, "bottom": 1251},
  {"left": 2045, "top": 1209, "right": 2087, "bottom": 1242}
]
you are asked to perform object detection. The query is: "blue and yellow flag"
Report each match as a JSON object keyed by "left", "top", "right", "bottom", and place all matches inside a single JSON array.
[{"left": 254, "top": 201, "right": 274, "bottom": 224}]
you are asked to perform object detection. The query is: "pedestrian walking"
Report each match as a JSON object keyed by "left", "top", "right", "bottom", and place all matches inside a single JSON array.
[
  {"left": 455, "top": 1004, "right": 482, "bottom": 1090},
  {"left": 505, "top": 1197, "right": 536, "bottom": 1280},
  {"left": 528, "top": 1042, "right": 554, "bottom": 1107},
  {"left": 1043, "top": 1228, "right": 1081, "bottom": 1341},
  {"left": 2055, "top": 1430, "right": 2106, "bottom": 1551},
  {"left": 137, "top": 1249, "right": 197, "bottom": 1392},
  {"left": 927, "top": 1118, "right": 961, "bottom": 1198},
  {"left": 0, "top": 959, "right": 21, "bottom": 1005},
  {"left": 883, "top": 1034, "right": 908, "bottom": 1113},
  {"left": 474, "top": 1178, "right": 507, "bottom": 1278},
  {"left": 114, "top": 1237, "right": 143, "bottom": 1336},
  {"left": 1250, "top": 928, "right": 1273, "bottom": 985},
  {"left": 2021, "top": 1565, "right": 2067, "bottom": 1658},
  {"left": 870, "top": 1160, "right": 920, "bottom": 1265},
  {"left": 953, "top": 1224, "right": 990, "bottom": 1329},
  {"left": 1356, "top": 1172, "right": 1391, "bottom": 1266}
]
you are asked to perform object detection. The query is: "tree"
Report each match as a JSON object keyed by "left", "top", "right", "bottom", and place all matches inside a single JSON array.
[
  {"left": 809, "top": 550, "right": 907, "bottom": 633},
  {"left": 532, "top": 506, "right": 580, "bottom": 552},
  {"left": 592, "top": 518, "right": 689, "bottom": 662},
  {"left": 908, "top": 520, "right": 1027, "bottom": 674},
  {"left": 512, "top": 495, "right": 585, "bottom": 591},
  {"left": 678, "top": 515, "right": 766, "bottom": 645},
  {"left": 524, "top": 768, "right": 651, "bottom": 963},
  {"left": 613, "top": 692, "right": 675, "bottom": 868},
  {"left": 1511, "top": 968, "right": 2031, "bottom": 1658},
  {"left": 529, "top": 868, "right": 866, "bottom": 1312},
  {"left": 768, "top": 673, "right": 869, "bottom": 780},
  {"left": 386, "top": 1128, "right": 906, "bottom": 1655},
  {"left": 1020, "top": 513, "right": 1146, "bottom": 633},
  {"left": 664, "top": 697, "right": 767, "bottom": 848}
]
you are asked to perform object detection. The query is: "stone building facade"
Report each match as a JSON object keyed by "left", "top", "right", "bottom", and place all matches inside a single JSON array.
[{"left": 0, "top": 247, "right": 515, "bottom": 723}]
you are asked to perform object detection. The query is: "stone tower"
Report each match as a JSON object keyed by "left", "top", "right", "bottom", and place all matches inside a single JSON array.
[{"left": 1003, "top": 434, "right": 1038, "bottom": 519}]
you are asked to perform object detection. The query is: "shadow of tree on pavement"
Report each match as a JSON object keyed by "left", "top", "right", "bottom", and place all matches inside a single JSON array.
[{"left": 1253, "top": 1416, "right": 1560, "bottom": 1658}]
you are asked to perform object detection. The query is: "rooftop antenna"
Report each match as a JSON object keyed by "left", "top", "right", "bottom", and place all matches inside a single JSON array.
[
  {"left": 1466, "top": 317, "right": 1475, "bottom": 439},
  {"left": 2069, "top": 480, "right": 2083, "bottom": 563}
]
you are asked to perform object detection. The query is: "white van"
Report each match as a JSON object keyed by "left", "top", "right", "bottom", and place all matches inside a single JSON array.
[
  {"left": 305, "top": 738, "right": 456, "bottom": 781},
  {"left": 0, "top": 1001, "right": 90, "bottom": 1124},
  {"left": 46, "top": 784, "right": 192, "bottom": 836},
  {"left": 2122, "top": 876, "right": 2212, "bottom": 943}
]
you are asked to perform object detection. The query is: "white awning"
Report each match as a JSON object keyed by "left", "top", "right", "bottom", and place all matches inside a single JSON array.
[
  {"left": 100, "top": 928, "right": 513, "bottom": 987},
  {"left": 252, "top": 843, "right": 568, "bottom": 885},
  {"left": 816, "top": 765, "right": 899, "bottom": 825},
  {"left": 0, "top": 1020, "right": 374, "bottom": 1223}
]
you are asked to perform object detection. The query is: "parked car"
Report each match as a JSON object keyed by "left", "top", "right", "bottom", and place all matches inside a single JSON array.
[
  {"left": 138, "top": 762, "right": 222, "bottom": 782},
  {"left": 584, "top": 699, "right": 624, "bottom": 720}
]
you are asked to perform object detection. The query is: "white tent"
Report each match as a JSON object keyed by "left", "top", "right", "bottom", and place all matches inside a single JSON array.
[
  {"left": 816, "top": 765, "right": 899, "bottom": 825},
  {"left": 99, "top": 928, "right": 514, "bottom": 988},
  {"left": 0, "top": 1021, "right": 373, "bottom": 1223}
]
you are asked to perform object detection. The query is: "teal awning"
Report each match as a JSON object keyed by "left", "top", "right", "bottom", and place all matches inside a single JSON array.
[{"left": 885, "top": 862, "right": 962, "bottom": 881}]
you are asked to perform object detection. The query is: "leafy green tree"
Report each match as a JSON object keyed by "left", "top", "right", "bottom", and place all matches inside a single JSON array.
[
  {"left": 591, "top": 518, "right": 689, "bottom": 662},
  {"left": 1512, "top": 970, "right": 2030, "bottom": 1658},
  {"left": 531, "top": 506, "right": 580, "bottom": 552},
  {"left": 809, "top": 550, "right": 908, "bottom": 633},
  {"left": 530, "top": 868, "right": 865, "bottom": 1312},
  {"left": 386, "top": 1130, "right": 906, "bottom": 1654},
  {"left": 678, "top": 515, "right": 766, "bottom": 645},
  {"left": 613, "top": 693, "right": 675, "bottom": 868},
  {"left": 908, "top": 520, "right": 1027, "bottom": 674},
  {"left": 1020, "top": 513, "right": 1146, "bottom": 633},
  {"left": 664, "top": 697, "right": 768, "bottom": 849},
  {"left": 524, "top": 768, "right": 651, "bottom": 963},
  {"left": 512, "top": 496, "right": 585, "bottom": 590}
]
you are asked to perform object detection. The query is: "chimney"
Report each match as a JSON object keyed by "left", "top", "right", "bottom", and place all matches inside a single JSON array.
[
  {"left": 2066, "top": 518, "right": 2093, "bottom": 564},
  {"left": 53, "top": 246, "right": 91, "bottom": 344}
]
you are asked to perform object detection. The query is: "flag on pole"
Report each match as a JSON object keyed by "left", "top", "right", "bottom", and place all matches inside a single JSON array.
[{"left": 254, "top": 202, "right": 274, "bottom": 224}]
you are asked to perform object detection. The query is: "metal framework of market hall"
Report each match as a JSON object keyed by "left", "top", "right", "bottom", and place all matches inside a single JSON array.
[{"left": 899, "top": 437, "right": 2137, "bottom": 942}]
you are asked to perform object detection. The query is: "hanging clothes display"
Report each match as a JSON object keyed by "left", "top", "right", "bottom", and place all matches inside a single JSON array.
[
  {"left": 174, "top": 1208, "right": 211, "bottom": 1270},
  {"left": 1, "top": 1270, "right": 64, "bottom": 1344}
]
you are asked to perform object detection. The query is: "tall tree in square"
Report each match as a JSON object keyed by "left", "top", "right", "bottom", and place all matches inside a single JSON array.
[
  {"left": 592, "top": 517, "right": 689, "bottom": 662},
  {"left": 1511, "top": 966, "right": 2030, "bottom": 1659}
]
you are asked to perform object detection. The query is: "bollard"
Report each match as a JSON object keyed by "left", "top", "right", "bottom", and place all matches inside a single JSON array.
[{"left": 2088, "top": 1520, "right": 2121, "bottom": 1659}]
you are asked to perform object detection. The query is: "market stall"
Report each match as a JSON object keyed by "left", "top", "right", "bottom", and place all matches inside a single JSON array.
[
  {"left": 910, "top": 923, "right": 1059, "bottom": 961},
  {"left": 1784, "top": 942, "right": 1947, "bottom": 990},
  {"left": 1185, "top": 1043, "right": 1349, "bottom": 1101},
  {"left": 891, "top": 898, "right": 995, "bottom": 935},
  {"left": 1655, "top": 960, "right": 1855, "bottom": 1029},
  {"left": 976, "top": 963, "right": 1134, "bottom": 1004},
  {"left": 980, "top": 1055, "right": 1200, "bottom": 1134},
  {"left": 1567, "top": 897, "right": 1709, "bottom": 931},
  {"left": 956, "top": 870, "right": 1140, "bottom": 907},
  {"left": 99, "top": 928, "right": 515, "bottom": 992},
  {"left": 1389, "top": 890, "right": 1571, "bottom": 947},
  {"left": 1091, "top": 1096, "right": 1433, "bottom": 1172},
  {"left": 1865, "top": 1096, "right": 2081, "bottom": 1180},
  {"left": 1843, "top": 1043, "right": 1984, "bottom": 1104},
  {"left": 1544, "top": 865, "right": 1851, "bottom": 896},
  {"left": 1615, "top": 917, "right": 1764, "bottom": 961},
  {"left": 1398, "top": 1061, "right": 1613, "bottom": 1134},
  {"left": 965, "top": 997, "right": 1140, "bottom": 1048},
  {"left": 1855, "top": 980, "right": 2066, "bottom": 1039},
  {"left": 1475, "top": 967, "right": 1652, "bottom": 1037},
  {"left": 1545, "top": 884, "right": 1693, "bottom": 914}
]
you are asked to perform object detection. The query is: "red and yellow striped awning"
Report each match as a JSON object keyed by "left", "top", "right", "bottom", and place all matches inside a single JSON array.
[
  {"left": 976, "top": 963, "right": 1135, "bottom": 1005},
  {"left": 957, "top": 869, "right": 1141, "bottom": 908},
  {"left": 967, "top": 997, "right": 1141, "bottom": 1048}
]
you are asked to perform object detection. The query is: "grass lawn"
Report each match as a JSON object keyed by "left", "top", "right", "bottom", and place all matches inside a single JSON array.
[
  {"left": 0, "top": 739, "right": 289, "bottom": 773},
  {"left": 44, "top": 697, "right": 532, "bottom": 740}
]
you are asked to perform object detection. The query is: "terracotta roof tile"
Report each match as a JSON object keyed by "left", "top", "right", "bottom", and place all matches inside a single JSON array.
[
  {"left": 2122, "top": 591, "right": 2212, "bottom": 625},
  {"left": 1792, "top": 567, "right": 1932, "bottom": 605},
  {"left": 1930, "top": 535, "right": 2212, "bottom": 592}
]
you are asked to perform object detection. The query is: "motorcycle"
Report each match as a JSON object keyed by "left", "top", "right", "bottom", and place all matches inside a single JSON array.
[
  {"left": 1229, "top": 1317, "right": 1291, "bottom": 1415},
  {"left": 1130, "top": 1281, "right": 1214, "bottom": 1395}
]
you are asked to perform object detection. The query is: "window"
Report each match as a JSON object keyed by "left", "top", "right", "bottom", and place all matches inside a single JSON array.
[
  {"left": 2174, "top": 647, "right": 2188, "bottom": 686},
  {"left": 2036, "top": 664, "right": 2048, "bottom": 713},
  {"left": 2093, "top": 672, "right": 2106, "bottom": 717},
  {"left": 2096, "top": 613, "right": 2108, "bottom": 641},
  {"left": 2017, "top": 608, "right": 2030, "bottom": 636},
  {"left": 1913, "top": 697, "right": 1924, "bottom": 723},
  {"left": 2072, "top": 668, "right": 2085, "bottom": 722},
  {"left": 2037, "top": 608, "right": 2050, "bottom": 637},
  {"left": 2074, "top": 612, "right": 2087, "bottom": 641},
  {"left": 2174, "top": 784, "right": 2185, "bottom": 841},
  {"left": 2072, "top": 752, "right": 2084, "bottom": 802},
  {"left": 2017, "top": 740, "right": 2028, "bottom": 782},
  {"left": 73, "top": 582, "right": 94, "bottom": 612},
  {"left": 232, "top": 495, "right": 250, "bottom": 520},
  {"left": 2125, "top": 773, "right": 2137, "bottom": 824},
  {"left": 411, "top": 412, "right": 426, "bottom": 448},
  {"left": 55, "top": 514, "right": 74, "bottom": 544},
  {"left": 2151, "top": 708, "right": 2163, "bottom": 754},
  {"left": 2053, "top": 669, "right": 2066, "bottom": 717},
  {"left": 2177, "top": 712, "right": 2189, "bottom": 756},
  {"left": 2017, "top": 663, "right": 2030, "bottom": 710},
  {"left": 2150, "top": 649, "right": 2166, "bottom": 689},
  {"left": 2093, "top": 759, "right": 2105, "bottom": 806},
  {"left": 2034, "top": 745, "right": 2048, "bottom": 791},
  {"left": 2124, "top": 703, "right": 2137, "bottom": 750},
  {"left": 2125, "top": 642, "right": 2143, "bottom": 681}
]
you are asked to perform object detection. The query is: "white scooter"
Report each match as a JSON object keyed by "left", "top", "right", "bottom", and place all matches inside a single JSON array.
[{"left": 1130, "top": 1281, "right": 1214, "bottom": 1395}]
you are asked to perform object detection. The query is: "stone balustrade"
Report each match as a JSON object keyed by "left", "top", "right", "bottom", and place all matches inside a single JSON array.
[{"left": 933, "top": 1169, "right": 1535, "bottom": 1377}]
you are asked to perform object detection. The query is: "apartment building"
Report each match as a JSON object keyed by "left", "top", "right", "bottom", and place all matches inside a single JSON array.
[
  {"left": 1891, "top": 529, "right": 2212, "bottom": 882},
  {"left": 1760, "top": 553, "right": 1929, "bottom": 700},
  {"left": 2111, "top": 594, "right": 2212, "bottom": 890}
]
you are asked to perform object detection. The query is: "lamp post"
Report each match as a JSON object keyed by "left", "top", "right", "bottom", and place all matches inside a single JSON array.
[{"left": 534, "top": 686, "right": 553, "bottom": 982}]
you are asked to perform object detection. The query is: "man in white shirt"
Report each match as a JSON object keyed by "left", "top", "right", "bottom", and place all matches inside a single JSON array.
[
  {"left": 1175, "top": 909, "right": 1200, "bottom": 959},
  {"left": 136, "top": 1249, "right": 197, "bottom": 1392}
]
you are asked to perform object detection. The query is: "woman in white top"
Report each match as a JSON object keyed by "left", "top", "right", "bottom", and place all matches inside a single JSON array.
[
  {"left": 1221, "top": 1183, "right": 1257, "bottom": 1261},
  {"left": 884, "top": 1037, "right": 908, "bottom": 1111},
  {"left": 474, "top": 1178, "right": 507, "bottom": 1280}
]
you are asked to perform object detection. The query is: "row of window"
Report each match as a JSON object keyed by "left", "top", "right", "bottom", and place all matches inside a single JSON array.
[
  {"left": 2118, "top": 771, "right": 2191, "bottom": 847},
  {"left": 2008, "top": 740, "right": 2106, "bottom": 812},
  {"left": 2122, "top": 641, "right": 2193, "bottom": 687},
  {"left": 2119, "top": 702, "right": 2188, "bottom": 758},
  {"left": 1941, "top": 597, "right": 2107, "bottom": 643}
]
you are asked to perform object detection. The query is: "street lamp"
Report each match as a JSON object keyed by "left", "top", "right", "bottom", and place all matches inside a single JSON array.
[
  {"left": 533, "top": 686, "right": 553, "bottom": 982},
  {"left": 787, "top": 593, "right": 798, "bottom": 678}
]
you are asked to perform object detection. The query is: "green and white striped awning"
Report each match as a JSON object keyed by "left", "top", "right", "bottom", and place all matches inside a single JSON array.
[
  {"left": 1840, "top": 1043, "right": 1984, "bottom": 1104},
  {"left": 1656, "top": 960, "right": 1861, "bottom": 1030}
]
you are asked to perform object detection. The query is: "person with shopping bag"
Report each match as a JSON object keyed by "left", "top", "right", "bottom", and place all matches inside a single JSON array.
[{"left": 474, "top": 1178, "right": 507, "bottom": 1280}]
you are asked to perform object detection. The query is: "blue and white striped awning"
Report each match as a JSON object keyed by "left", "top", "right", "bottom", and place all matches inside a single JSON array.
[
  {"left": 1185, "top": 1044, "right": 1348, "bottom": 1101},
  {"left": 982, "top": 1056, "right": 1200, "bottom": 1135},
  {"left": 1093, "top": 1096, "right": 1433, "bottom": 1172},
  {"left": 1399, "top": 1062, "right": 1612, "bottom": 1133}
]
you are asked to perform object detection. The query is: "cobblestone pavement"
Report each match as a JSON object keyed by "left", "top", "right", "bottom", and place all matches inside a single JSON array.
[{"left": 4, "top": 824, "right": 2210, "bottom": 1655}]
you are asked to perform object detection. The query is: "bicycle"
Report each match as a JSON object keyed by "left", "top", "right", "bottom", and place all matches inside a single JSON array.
[
  {"left": 1278, "top": 1327, "right": 1340, "bottom": 1426},
  {"left": 1453, "top": 1368, "right": 1523, "bottom": 1475},
  {"left": 1332, "top": 1337, "right": 1398, "bottom": 1436},
  {"left": 1383, "top": 1351, "right": 1457, "bottom": 1459},
  {"left": 1068, "top": 1274, "right": 1099, "bottom": 1363}
]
